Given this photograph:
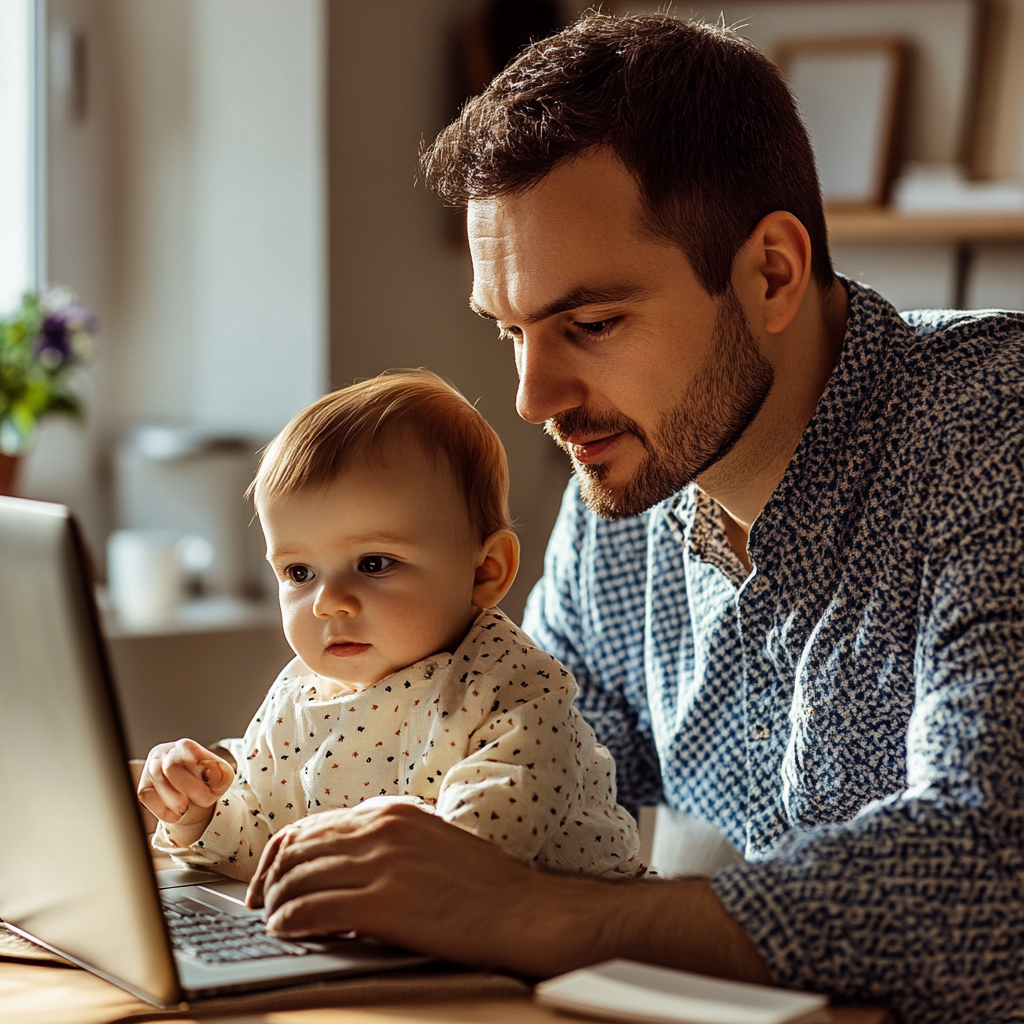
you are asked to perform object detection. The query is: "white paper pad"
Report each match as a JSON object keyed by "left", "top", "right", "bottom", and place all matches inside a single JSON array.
[{"left": 535, "top": 959, "right": 829, "bottom": 1024}]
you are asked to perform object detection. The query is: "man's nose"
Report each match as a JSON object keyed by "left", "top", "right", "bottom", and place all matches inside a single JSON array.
[
  {"left": 313, "top": 579, "right": 359, "bottom": 618},
  {"left": 514, "top": 334, "right": 585, "bottom": 424}
]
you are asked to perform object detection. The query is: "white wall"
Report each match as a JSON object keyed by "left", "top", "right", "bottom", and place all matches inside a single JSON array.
[
  {"left": 22, "top": 0, "right": 327, "bottom": 550},
  {"left": 190, "top": 0, "right": 325, "bottom": 433},
  {"left": 105, "top": 0, "right": 326, "bottom": 436}
]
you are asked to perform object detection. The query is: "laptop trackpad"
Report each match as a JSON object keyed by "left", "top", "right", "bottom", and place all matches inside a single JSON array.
[{"left": 197, "top": 879, "right": 250, "bottom": 906}]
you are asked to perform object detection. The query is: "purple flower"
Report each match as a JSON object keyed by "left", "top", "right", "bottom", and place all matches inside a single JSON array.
[
  {"left": 36, "top": 313, "right": 73, "bottom": 362},
  {"left": 59, "top": 299, "right": 99, "bottom": 334}
]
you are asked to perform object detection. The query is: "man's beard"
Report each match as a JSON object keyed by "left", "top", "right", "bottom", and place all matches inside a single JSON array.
[{"left": 545, "top": 287, "right": 775, "bottom": 519}]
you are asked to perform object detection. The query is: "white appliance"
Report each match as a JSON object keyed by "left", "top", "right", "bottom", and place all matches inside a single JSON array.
[{"left": 113, "top": 425, "right": 269, "bottom": 600}]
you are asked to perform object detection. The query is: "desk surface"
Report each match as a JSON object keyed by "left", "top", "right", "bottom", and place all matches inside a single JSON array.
[{"left": 0, "top": 956, "right": 891, "bottom": 1024}]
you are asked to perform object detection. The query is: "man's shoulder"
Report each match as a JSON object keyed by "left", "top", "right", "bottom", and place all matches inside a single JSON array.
[
  {"left": 842, "top": 282, "right": 1024, "bottom": 433},
  {"left": 898, "top": 306, "right": 1024, "bottom": 366},
  {"left": 892, "top": 307, "right": 1024, "bottom": 425},
  {"left": 900, "top": 304, "right": 1024, "bottom": 339},
  {"left": 847, "top": 279, "right": 1024, "bottom": 368},
  {"left": 839, "top": 289, "right": 1024, "bottom": 506}
]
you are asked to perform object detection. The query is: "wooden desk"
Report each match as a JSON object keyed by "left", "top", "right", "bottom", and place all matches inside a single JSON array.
[{"left": 0, "top": 947, "right": 892, "bottom": 1024}]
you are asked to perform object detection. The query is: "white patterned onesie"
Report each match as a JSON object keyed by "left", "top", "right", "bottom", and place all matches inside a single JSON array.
[{"left": 154, "top": 609, "right": 641, "bottom": 880}]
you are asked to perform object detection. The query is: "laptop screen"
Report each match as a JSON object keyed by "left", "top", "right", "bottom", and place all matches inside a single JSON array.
[{"left": 0, "top": 496, "right": 179, "bottom": 1003}]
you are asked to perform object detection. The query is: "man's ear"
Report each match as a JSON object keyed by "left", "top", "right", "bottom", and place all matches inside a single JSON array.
[
  {"left": 733, "top": 210, "right": 812, "bottom": 335},
  {"left": 472, "top": 529, "right": 520, "bottom": 610}
]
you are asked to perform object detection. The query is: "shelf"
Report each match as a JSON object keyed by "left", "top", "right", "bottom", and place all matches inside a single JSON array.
[
  {"left": 100, "top": 593, "right": 282, "bottom": 639},
  {"left": 826, "top": 207, "right": 1024, "bottom": 244}
]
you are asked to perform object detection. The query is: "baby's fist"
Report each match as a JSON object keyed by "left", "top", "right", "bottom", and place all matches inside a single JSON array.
[{"left": 137, "top": 738, "right": 234, "bottom": 834}]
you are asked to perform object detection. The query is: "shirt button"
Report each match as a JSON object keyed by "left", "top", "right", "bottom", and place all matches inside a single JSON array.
[{"left": 751, "top": 723, "right": 771, "bottom": 741}]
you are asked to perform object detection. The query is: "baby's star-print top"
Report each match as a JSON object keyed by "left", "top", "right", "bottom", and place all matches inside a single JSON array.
[{"left": 154, "top": 608, "right": 641, "bottom": 881}]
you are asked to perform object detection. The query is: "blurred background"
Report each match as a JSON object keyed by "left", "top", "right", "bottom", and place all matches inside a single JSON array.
[{"left": 3, "top": 0, "right": 1024, "bottom": 755}]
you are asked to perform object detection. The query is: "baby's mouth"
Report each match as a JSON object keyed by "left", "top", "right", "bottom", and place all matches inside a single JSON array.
[{"left": 326, "top": 641, "right": 372, "bottom": 658}]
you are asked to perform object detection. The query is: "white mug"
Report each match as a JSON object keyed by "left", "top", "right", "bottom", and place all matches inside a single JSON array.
[{"left": 107, "top": 529, "right": 213, "bottom": 624}]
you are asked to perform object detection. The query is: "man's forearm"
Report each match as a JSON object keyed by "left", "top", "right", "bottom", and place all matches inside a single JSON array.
[
  {"left": 251, "top": 803, "right": 771, "bottom": 984},
  {"left": 507, "top": 870, "right": 773, "bottom": 982}
]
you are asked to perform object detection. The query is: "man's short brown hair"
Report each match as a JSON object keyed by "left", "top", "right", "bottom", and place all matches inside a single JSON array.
[
  {"left": 250, "top": 370, "right": 513, "bottom": 541},
  {"left": 421, "top": 11, "right": 833, "bottom": 295}
]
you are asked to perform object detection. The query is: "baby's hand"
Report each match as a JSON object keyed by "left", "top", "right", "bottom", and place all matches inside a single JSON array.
[{"left": 137, "top": 739, "right": 234, "bottom": 846}]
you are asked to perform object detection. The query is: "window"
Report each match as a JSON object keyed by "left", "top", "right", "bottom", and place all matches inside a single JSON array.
[{"left": 0, "top": 0, "right": 38, "bottom": 312}]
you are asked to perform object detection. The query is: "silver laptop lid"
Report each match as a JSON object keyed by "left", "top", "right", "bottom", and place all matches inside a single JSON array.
[{"left": 0, "top": 496, "right": 180, "bottom": 1005}]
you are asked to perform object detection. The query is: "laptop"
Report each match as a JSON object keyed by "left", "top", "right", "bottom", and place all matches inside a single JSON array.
[{"left": 0, "top": 496, "right": 430, "bottom": 1006}]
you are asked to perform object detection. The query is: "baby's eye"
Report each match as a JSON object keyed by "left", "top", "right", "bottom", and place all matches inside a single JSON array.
[
  {"left": 358, "top": 555, "right": 396, "bottom": 575},
  {"left": 285, "top": 564, "right": 315, "bottom": 584}
]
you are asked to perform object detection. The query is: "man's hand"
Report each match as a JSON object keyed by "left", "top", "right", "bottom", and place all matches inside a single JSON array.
[
  {"left": 247, "top": 802, "right": 546, "bottom": 971},
  {"left": 137, "top": 738, "right": 235, "bottom": 848},
  {"left": 245, "top": 801, "right": 772, "bottom": 983}
]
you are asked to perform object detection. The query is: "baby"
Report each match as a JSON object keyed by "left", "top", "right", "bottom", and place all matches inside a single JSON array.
[{"left": 138, "top": 370, "right": 641, "bottom": 879}]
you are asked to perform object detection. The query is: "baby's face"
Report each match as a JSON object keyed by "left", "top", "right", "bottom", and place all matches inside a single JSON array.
[{"left": 261, "top": 449, "right": 483, "bottom": 691}]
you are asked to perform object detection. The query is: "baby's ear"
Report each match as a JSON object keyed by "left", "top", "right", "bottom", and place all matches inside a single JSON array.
[{"left": 472, "top": 529, "right": 520, "bottom": 609}]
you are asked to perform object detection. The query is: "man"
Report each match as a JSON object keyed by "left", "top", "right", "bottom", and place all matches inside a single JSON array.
[{"left": 247, "top": 13, "right": 1024, "bottom": 1022}]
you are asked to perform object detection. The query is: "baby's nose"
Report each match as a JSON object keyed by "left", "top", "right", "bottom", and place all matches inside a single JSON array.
[{"left": 313, "top": 580, "right": 360, "bottom": 617}]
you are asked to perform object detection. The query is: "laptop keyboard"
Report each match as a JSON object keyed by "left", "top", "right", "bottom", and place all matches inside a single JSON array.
[{"left": 162, "top": 896, "right": 309, "bottom": 963}]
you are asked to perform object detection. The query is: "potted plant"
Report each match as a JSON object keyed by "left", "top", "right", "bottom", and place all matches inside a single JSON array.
[{"left": 0, "top": 289, "right": 97, "bottom": 494}]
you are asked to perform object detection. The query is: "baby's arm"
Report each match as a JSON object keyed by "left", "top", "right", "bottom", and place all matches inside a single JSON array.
[
  {"left": 442, "top": 690, "right": 580, "bottom": 845},
  {"left": 433, "top": 658, "right": 586, "bottom": 861},
  {"left": 433, "top": 642, "right": 641, "bottom": 875},
  {"left": 145, "top": 660, "right": 311, "bottom": 880},
  {"left": 137, "top": 738, "right": 234, "bottom": 847}
]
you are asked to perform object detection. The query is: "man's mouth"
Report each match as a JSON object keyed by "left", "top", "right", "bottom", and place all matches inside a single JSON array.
[
  {"left": 546, "top": 409, "right": 646, "bottom": 466},
  {"left": 560, "top": 433, "right": 624, "bottom": 463},
  {"left": 326, "top": 641, "right": 372, "bottom": 658}
]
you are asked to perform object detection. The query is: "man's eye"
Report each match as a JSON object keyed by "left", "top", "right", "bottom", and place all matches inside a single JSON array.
[
  {"left": 285, "top": 564, "right": 315, "bottom": 584},
  {"left": 574, "top": 318, "right": 617, "bottom": 337},
  {"left": 358, "top": 555, "right": 396, "bottom": 575}
]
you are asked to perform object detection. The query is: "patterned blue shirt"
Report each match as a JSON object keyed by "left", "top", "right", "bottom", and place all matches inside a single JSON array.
[{"left": 522, "top": 280, "right": 1024, "bottom": 1024}]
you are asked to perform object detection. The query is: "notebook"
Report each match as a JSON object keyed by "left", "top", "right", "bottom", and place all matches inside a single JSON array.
[
  {"left": 535, "top": 960, "right": 830, "bottom": 1024},
  {"left": 0, "top": 495, "right": 429, "bottom": 1005}
]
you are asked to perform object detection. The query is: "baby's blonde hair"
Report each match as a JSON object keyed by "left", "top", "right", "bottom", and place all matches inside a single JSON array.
[{"left": 249, "top": 370, "right": 513, "bottom": 541}]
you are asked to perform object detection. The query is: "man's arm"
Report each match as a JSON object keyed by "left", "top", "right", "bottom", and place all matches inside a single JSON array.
[
  {"left": 711, "top": 409, "right": 1024, "bottom": 1022},
  {"left": 246, "top": 800, "right": 771, "bottom": 983}
]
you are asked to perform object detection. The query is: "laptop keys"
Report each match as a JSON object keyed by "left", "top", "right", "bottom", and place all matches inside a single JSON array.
[{"left": 163, "top": 897, "right": 308, "bottom": 963}]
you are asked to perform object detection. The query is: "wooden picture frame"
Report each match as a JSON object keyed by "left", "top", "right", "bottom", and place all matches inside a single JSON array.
[{"left": 776, "top": 37, "right": 909, "bottom": 208}]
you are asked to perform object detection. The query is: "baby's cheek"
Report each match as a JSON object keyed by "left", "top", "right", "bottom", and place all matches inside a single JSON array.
[{"left": 281, "top": 603, "right": 316, "bottom": 661}]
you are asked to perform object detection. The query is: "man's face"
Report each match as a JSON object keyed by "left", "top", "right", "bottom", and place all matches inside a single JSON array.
[{"left": 468, "top": 148, "right": 774, "bottom": 518}]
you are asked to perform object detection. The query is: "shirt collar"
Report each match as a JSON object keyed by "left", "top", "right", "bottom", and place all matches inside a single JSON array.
[
  {"left": 747, "top": 278, "right": 912, "bottom": 568},
  {"left": 668, "top": 279, "right": 912, "bottom": 576}
]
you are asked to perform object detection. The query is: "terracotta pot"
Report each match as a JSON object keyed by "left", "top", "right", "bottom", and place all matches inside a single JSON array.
[{"left": 0, "top": 453, "right": 20, "bottom": 496}]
